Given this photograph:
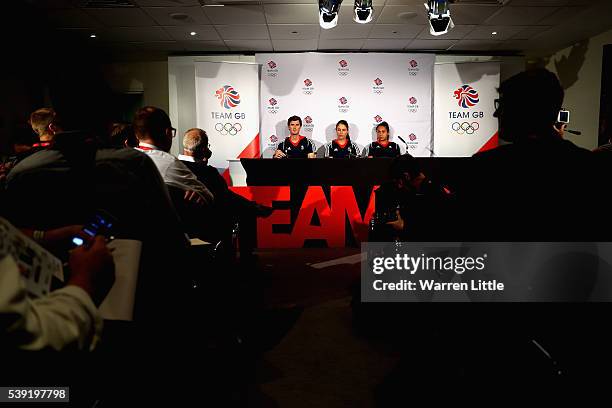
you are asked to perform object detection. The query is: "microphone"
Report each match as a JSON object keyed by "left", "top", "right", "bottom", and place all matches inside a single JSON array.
[
  {"left": 397, "top": 136, "right": 410, "bottom": 155},
  {"left": 282, "top": 142, "right": 291, "bottom": 158},
  {"left": 566, "top": 129, "right": 582, "bottom": 135}
]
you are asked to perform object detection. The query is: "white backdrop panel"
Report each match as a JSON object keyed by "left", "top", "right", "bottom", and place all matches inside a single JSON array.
[
  {"left": 195, "top": 61, "right": 260, "bottom": 170},
  {"left": 256, "top": 53, "right": 435, "bottom": 157},
  {"left": 433, "top": 62, "right": 500, "bottom": 157}
]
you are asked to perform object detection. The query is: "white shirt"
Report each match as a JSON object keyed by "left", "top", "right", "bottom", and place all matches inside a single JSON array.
[
  {"left": 0, "top": 254, "right": 102, "bottom": 351},
  {"left": 135, "top": 143, "right": 213, "bottom": 205},
  {"left": 177, "top": 154, "right": 195, "bottom": 162}
]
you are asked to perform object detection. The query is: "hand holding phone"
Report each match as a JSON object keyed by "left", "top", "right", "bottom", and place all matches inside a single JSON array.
[
  {"left": 68, "top": 235, "right": 115, "bottom": 306},
  {"left": 71, "top": 210, "right": 116, "bottom": 248}
]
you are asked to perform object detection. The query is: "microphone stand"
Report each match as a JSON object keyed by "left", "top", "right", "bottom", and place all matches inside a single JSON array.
[
  {"left": 397, "top": 136, "right": 409, "bottom": 153},
  {"left": 397, "top": 136, "right": 421, "bottom": 157}
]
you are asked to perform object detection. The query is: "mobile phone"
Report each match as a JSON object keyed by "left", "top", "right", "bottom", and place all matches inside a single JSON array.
[
  {"left": 71, "top": 209, "right": 116, "bottom": 247},
  {"left": 557, "top": 109, "right": 570, "bottom": 124}
]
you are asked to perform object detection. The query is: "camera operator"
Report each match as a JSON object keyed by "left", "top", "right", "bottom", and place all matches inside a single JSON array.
[{"left": 371, "top": 154, "right": 455, "bottom": 242}]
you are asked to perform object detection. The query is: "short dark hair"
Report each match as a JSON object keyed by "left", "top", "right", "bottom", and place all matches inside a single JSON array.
[
  {"left": 287, "top": 115, "right": 302, "bottom": 127},
  {"left": 109, "top": 123, "right": 137, "bottom": 148},
  {"left": 133, "top": 106, "right": 171, "bottom": 142},
  {"left": 499, "top": 69, "right": 564, "bottom": 130},
  {"left": 376, "top": 121, "right": 390, "bottom": 133},
  {"left": 29, "top": 108, "right": 56, "bottom": 137}
]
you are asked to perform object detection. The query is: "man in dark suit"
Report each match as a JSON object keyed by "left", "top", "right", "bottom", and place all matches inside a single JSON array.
[
  {"left": 178, "top": 128, "right": 228, "bottom": 203},
  {"left": 178, "top": 128, "right": 272, "bottom": 257}
]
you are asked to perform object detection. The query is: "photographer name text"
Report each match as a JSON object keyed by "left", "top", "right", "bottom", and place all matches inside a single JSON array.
[{"left": 373, "top": 279, "right": 504, "bottom": 292}]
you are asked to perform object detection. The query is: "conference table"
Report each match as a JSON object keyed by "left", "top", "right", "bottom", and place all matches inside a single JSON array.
[
  {"left": 241, "top": 157, "right": 394, "bottom": 186},
  {"left": 240, "top": 157, "right": 467, "bottom": 186},
  {"left": 229, "top": 158, "right": 468, "bottom": 248}
]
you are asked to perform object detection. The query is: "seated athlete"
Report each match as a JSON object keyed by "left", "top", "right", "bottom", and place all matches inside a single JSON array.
[
  {"left": 324, "top": 120, "right": 361, "bottom": 158},
  {"left": 364, "top": 121, "right": 401, "bottom": 158},
  {"left": 273, "top": 115, "right": 316, "bottom": 159}
]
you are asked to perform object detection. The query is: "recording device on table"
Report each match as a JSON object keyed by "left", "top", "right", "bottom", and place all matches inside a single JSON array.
[
  {"left": 277, "top": 144, "right": 289, "bottom": 159},
  {"left": 71, "top": 209, "right": 117, "bottom": 247},
  {"left": 557, "top": 108, "right": 582, "bottom": 135},
  {"left": 347, "top": 149, "right": 361, "bottom": 159}
]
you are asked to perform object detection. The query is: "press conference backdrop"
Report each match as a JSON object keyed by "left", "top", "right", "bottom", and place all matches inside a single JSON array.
[
  {"left": 433, "top": 62, "right": 500, "bottom": 157},
  {"left": 172, "top": 55, "right": 502, "bottom": 172},
  {"left": 195, "top": 61, "right": 260, "bottom": 172},
  {"left": 255, "top": 53, "right": 435, "bottom": 158}
]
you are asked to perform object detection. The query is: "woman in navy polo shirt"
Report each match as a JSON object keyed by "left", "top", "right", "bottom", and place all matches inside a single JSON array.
[
  {"left": 364, "top": 121, "right": 401, "bottom": 158},
  {"left": 324, "top": 120, "right": 361, "bottom": 158}
]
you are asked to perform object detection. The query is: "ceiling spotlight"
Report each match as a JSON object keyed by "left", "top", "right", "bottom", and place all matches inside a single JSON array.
[
  {"left": 190, "top": 31, "right": 197, "bottom": 36},
  {"left": 90, "top": 34, "right": 97, "bottom": 38},
  {"left": 424, "top": 0, "right": 454, "bottom": 36},
  {"left": 492, "top": 31, "right": 498, "bottom": 35},
  {"left": 319, "top": 0, "right": 343, "bottom": 29},
  {"left": 354, "top": 0, "right": 373, "bottom": 24}
]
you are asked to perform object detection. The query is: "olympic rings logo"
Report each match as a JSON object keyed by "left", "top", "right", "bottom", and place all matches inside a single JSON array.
[
  {"left": 215, "top": 122, "right": 242, "bottom": 136},
  {"left": 303, "top": 91, "right": 313, "bottom": 95},
  {"left": 451, "top": 122, "right": 480, "bottom": 135},
  {"left": 373, "top": 90, "right": 383, "bottom": 94},
  {"left": 266, "top": 73, "right": 277, "bottom": 77},
  {"left": 338, "top": 72, "right": 349, "bottom": 77}
]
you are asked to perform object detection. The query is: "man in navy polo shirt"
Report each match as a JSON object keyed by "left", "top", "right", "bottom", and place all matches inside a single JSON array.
[{"left": 273, "top": 115, "right": 316, "bottom": 159}]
